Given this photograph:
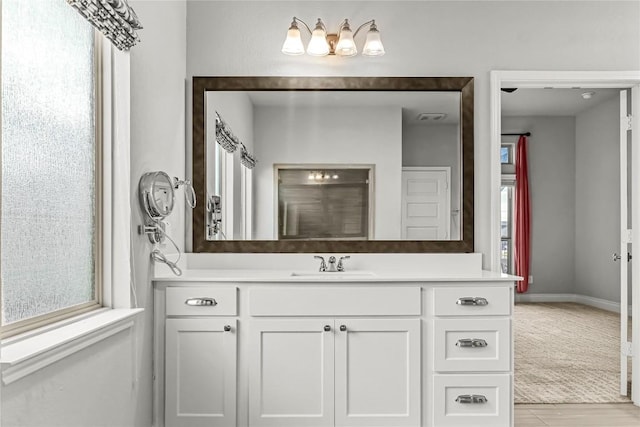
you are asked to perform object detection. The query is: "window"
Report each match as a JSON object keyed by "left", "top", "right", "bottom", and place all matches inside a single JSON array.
[
  {"left": 500, "top": 180, "right": 515, "bottom": 274},
  {"left": 501, "top": 141, "right": 516, "bottom": 174},
  {"left": 1, "top": 0, "right": 101, "bottom": 336}
]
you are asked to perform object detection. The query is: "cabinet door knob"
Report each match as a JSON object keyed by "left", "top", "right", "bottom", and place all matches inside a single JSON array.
[
  {"left": 456, "top": 394, "right": 487, "bottom": 404},
  {"left": 456, "top": 297, "right": 488, "bottom": 306},
  {"left": 223, "top": 325, "right": 231, "bottom": 332},
  {"left": 185, "top": 297, "right": 217, "bottom": 306},
  {"left": 456, "top": 338, "right": 488, "bottom": 348},
  {"left": 339, "top": 325, "right": 347, "bottom": 332},
  {"left": 324, "top": 325, "right": 331, "bottom": 332}
]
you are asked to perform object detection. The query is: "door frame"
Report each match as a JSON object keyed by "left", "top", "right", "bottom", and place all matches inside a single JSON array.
[{"left": 489, "top": 70, "right": 640, "bottom": 405}]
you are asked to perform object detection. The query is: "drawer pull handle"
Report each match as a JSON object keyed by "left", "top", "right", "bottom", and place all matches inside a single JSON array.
[
  {"left": 340, "top": 325, "right": 347, "bottom": 332},
  {"left": 185, "top": 298, "right": 217, "bottom": 306},
  {"left": 456, "top": 338, "right": 488, "bottom": 348},
  {"left": 456, "top": 394, "right": 488, "bottom": 404},
  {"left": 223, "top": 325, "right": 232, "bottom": 332},
  {"left": 456, "top": 297, "right": 489, "bottom": 306},
  {"left": 324, "top": 325, "right": 332, "bottom": 332}
]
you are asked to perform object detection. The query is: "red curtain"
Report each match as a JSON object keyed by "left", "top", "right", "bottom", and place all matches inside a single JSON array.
[{"left": 515, "top": 135, "right": 531, "bottom": 293}]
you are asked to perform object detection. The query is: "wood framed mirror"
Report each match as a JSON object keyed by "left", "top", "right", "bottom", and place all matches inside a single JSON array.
[{"left": 192, "top": 76, "right": 473, "bottom": 253}]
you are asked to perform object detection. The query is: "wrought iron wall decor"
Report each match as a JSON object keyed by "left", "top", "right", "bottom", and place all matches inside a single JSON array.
[{"left": 67, "top": 0, "right": 143, "bottom": 51}]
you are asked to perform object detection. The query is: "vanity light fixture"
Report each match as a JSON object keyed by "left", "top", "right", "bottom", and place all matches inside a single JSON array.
[{"left": 282, "top": 17, "right": 385, "bottom": 57}]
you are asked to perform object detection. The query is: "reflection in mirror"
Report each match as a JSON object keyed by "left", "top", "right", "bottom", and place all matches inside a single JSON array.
[
  {"left": 192, "top": 76, "right": 474, "bottom": 253},
  {"left": 277, "top": 166, "right": 373, "bottom": 240},
  {"left": 205, "top": 90, "right": 461, "bottom": 241}
]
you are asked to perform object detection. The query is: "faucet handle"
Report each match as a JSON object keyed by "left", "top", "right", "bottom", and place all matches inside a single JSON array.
[
  {"left": 337, "top": 256, "right": 351, "bottom": 272},
  {"left": 314, "top": 256, "right": 327, "bottom": 272}
]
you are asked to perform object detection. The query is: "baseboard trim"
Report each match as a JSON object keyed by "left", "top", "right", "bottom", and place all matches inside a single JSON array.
[{"left": 515, "top": 293, "right": 631, "bottom": 314}]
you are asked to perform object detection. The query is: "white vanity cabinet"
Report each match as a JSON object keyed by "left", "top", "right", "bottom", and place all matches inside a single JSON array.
[
  {"left": 153, "top": 275, "right": 515, "bottom": 427},
  {"left": 431, "top": 285, "right": 513, "bottom": 427},
  {"left": 249, "top": 318, "right": 421, "bottom": 427},
  {"left": 160, "top": 286, "right": 239, "bottom": 427}
]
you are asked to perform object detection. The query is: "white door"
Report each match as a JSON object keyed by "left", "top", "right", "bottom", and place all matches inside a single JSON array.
[
  {"left": 334, "top": 319, "right": 421, "bottom": 427},
  {"left": 629, "top": 86, "right": 640, "bottom": 404},
  {"left": 249, "top": 320, "right": 335, "bottom": 427},
  {"left": 165, "top": 318, "right": 237, "bottom": 427},
  {"left": 401, "top": 167, "right": 451, "bottom": 239},
  {"left": 621, "top": 86, "right": 640, "bottom": 404}
]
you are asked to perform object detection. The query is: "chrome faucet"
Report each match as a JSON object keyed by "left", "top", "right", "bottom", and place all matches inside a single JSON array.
[
  {"left": 314, "top": 255, "right": 350, "bottom": 272},
  {"left": 314, "top": 256, "right": 327, "bottom": 272},
  {"left": 337, "top": 256, "right": 350, "bottom": 272},
  {"left": 327, "top": 256, "right": 338, "bottom": 272}
]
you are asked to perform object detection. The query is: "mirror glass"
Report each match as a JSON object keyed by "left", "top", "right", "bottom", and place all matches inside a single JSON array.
[{"left": 192, "top": 77, "right": 474, "bottom": 253}]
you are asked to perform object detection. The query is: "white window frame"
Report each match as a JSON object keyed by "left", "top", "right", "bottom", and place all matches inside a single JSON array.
[
  {"left": 0, "top": 26, "right": 105, "bottom": 338},
  {"left": 0, "top": 32, "right": 139, "bottom": 383},
  {"left": 241, "top": 165, "right": 253, "bottom": 240}
]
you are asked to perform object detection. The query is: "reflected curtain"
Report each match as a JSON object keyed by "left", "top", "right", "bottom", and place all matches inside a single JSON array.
[{"left": 515, "top": 135, "right": 531, "bottom": 293}]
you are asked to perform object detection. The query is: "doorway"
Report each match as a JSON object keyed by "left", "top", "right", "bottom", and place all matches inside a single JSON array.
[{"left": 490, "top": 71, "right": 640, "bottom": 406}]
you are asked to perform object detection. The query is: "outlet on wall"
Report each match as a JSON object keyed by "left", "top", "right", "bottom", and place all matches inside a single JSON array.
[{"left": 528, "top": 275, "right": 533, "bottom": 284}]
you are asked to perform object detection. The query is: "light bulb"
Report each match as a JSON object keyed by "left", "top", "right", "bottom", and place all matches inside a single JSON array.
[
  {"left": 362, "top": 21, "right": 385, "bottom": 57},
  {"left": 335, "top": 19, "right": 357, "bottom": 57},
  {"left": 307, "top": 18, "right": 330, "bottom": 56},
  {"left": 281, "top": 20, "right": 305, "bottom": 56}
]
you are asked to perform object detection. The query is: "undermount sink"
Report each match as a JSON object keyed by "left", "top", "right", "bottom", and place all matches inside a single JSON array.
[{"left": 290, "top": 271, "right": 377, "bottom": 278}]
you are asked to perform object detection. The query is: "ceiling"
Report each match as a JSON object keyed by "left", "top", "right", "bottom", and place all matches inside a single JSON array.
[
  {"left": 501, "top": 88, "right": 620, "bottom": 117},
  {"left": 246, "top": 91, "right": 461, "bottom": 125}
]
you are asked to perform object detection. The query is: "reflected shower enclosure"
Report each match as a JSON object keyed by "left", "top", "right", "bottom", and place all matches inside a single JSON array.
[{"left": 277, "top": 166, "right": 373, "bottom": 240}]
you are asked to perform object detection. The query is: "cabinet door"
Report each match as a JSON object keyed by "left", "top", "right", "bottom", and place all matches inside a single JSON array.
[
  {"left": 165, "top": 318, "right": 237, "bottom": 427},
  {"left": 334, "top": 319, "right": 421, "bottom": 427},
  {"left": 249, "top": 320, "right": 334, "bottom": 427}
]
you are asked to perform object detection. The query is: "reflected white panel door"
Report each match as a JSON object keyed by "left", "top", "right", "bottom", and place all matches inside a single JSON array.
[
  {"left": 165, "top": 319, "right": 237, "bottom": 427},
  {"left": 401, "top": 167, "right": 451, "bottom": 240},
  {"left": 249, "top": 320, "right": 335, "bottom": 427},
  {"left": 334, "top": 319, "right": 421, "bottom": 427}
]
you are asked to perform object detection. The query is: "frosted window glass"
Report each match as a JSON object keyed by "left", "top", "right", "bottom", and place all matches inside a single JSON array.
[{"left": 1, "top": 0, "right": 96, "bottom": 324}]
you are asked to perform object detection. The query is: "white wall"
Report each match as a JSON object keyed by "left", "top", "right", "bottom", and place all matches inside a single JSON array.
[
  {"left": 186, "top": 0, "right": 640, "bottom": 266},
  {"left": 575, "top": 96, "right": 621, "bottom": 303},
  {"left": 502, "top": 116, "right": 576, "bottom": 295},
  {"left": 403, "top": 123, "right": 461, "bottom": 239},
  {"left": 253, "top": 106, "right": 402, "bottom": 239},
  {"left": 129, "top": 1, "right": 187, "bottom": 425},
  {"left": 1, "top": 3, "right": 187, "bottom": 426}
]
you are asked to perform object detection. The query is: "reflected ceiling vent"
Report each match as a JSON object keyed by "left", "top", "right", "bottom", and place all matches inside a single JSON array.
[{"left": 416, "top": 113, "right": 447, "bottom": 122}]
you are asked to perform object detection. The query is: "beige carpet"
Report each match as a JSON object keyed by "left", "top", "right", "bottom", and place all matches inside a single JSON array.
[{"left": 515, "top": 302, "right": 632, "bottom": 404}]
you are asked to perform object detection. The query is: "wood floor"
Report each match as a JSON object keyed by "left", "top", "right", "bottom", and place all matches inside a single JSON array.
[{"left": 515, "top": 403, "right": 640, "bottom": 426}]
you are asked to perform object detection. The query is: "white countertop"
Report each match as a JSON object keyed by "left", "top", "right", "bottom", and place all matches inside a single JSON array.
[{"left": 153, "top": 269, "right": 521, "bottom": 283}]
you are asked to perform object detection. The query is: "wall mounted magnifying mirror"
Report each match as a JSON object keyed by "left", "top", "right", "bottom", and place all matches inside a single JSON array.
[{"left": 192, "top": 77, "right": 474, "bottom": 253}]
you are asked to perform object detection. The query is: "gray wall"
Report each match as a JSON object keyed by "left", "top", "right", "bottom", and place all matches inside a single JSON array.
[
  {"left": 185, "top": 0, "right": 640, "bottom": 264},
  {"left": 575, "top": 96, "right": 621, "bottom": 302},
  {"left": 502, "top": 116, "right": 576, "bottom": 295}
]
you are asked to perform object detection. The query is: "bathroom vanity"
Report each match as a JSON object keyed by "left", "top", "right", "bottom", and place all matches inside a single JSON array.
[{"left": 152, "top": 256, "right": 517, "bottom": 427}]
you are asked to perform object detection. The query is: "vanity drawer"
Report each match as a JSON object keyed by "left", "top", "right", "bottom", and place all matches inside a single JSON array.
[
  {"left": 433, "top": 374, "right": 511, "bottom": 427},
  {"left": 434, "top": 318, "right": 510, "bottom": 372},
  {"left": 166, "top": 286, "right": 237, "bottom": 316},
  {"left": 433, "top": 286, "right": 511, "bottom": 316},
  {"left": 249, "top": 286, "right": 421, "bottom": 316}
]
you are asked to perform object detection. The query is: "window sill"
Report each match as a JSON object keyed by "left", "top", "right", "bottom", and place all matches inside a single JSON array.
[{"left": 0, "top": 308, "right": 143, "bottom": 385}]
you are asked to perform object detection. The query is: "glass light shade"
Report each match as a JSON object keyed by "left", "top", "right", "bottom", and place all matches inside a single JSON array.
[
  {"left": 335, "top": 27, "right": 357, "bottom": 56},
  {"left": 363, "top": 28, "right": 385, "bottom": 56},
  {"left": 282, "top": 26, "right": 305, "bottom": 55},
  {"left": 307, "top": 26, "right": 330, "bottom": 56}
]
